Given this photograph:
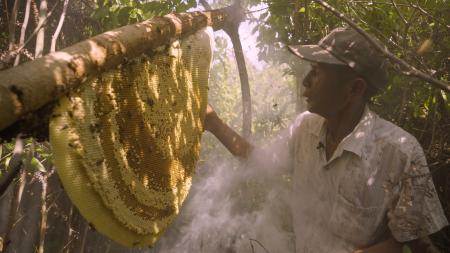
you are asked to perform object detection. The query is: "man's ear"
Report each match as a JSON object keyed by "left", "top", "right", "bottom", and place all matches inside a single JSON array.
[{"left": 349, "top": 78, "right": 367, "bottom": 99}]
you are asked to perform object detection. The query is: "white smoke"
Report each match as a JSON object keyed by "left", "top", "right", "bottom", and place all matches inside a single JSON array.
[
  {"left": 152, "top": 129, "right": 295, "bottom": 253},
  {"left": 149, "top": 5, "right": 304, "bottom": 251}
]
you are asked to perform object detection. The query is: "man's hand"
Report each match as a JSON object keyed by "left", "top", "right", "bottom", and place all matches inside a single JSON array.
[{"left": 353, "top": 236, "right": 430, "bottom": 253}]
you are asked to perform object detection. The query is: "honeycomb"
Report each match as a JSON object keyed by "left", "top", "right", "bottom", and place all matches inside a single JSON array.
[{"left": 49, "top": 27, "right": 213, "bottom": 247}]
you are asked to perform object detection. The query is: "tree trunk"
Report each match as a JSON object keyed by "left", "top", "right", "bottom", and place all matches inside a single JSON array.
[
  {"left": 226, "top": 27, "right": 252, "bottom": 138},
  {"left": 0, "top": 7, "right": 235, "bottom": 132},
  {"left": 35, "top": 0, "right": 47, "bottom": 58},
  {"left": 50, "top": 0, "right": 69, "bottom": 53},
  {"left": 222, "top": 2, "right": 252, "bottom": 138},
  {"left": 8, "top": 0, "right": 20, "bottom": 51},
  {"left": 14, "top": 0, "right": 32, "bottom": 66}
]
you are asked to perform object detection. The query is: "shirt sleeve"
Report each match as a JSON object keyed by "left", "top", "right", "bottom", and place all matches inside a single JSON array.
[{"left": 388, "top": 142, "right": 449, "bottom": 242}]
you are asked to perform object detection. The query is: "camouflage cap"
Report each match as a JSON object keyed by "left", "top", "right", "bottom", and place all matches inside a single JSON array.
[{"left": 288, "top": 27, "right": 389, "bottom": 90}]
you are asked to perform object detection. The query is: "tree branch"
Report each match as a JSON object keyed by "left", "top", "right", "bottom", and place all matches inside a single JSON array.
[
  {"left": 14, "top": 0, "right": 32, "bottom": 66},
  {"left": 1, "top": 0, "right": 60, "bottom": 68},
  {"left": 313, "top": 0, "right": 450, "bottom": 93},
  {"left": 404, "top": 0, "right": 450, "bottom": 29},
  {"left": 223, "top": 1, "right": 253, "bottom": 138},
  {"left": 50, "top": 0, "right": 69, "bottom": 53},
  {"left": 0, "top": 136, "right": 23, "bottom": 197},
  {"left": 0, "top": 7, "right": 235, "bottom": 132},
  {"left": 350, "top": 1, "right": 450, "bottom": 29},
  {"left": 200, "top": 0, "right": 252, "bottom": 138},
  {"left": 199, "top": 0, "right": 212, "bottom": 10},
  {"left": 389, "top": 0, "right": 408, "bottom": 25},
  {"left": 8, "top": 0, "right": 20, "bottom": 51},
  {"left": 35, "top": 0, "right": 48, "bottom": 58}
]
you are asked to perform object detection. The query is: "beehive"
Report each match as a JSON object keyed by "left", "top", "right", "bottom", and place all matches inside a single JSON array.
[{"left": 49, "top": 27, "right": 213, "bottom": 247}]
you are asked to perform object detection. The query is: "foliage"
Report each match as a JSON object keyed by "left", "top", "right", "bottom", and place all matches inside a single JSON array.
[{"left": 90, "top": 0, "right": 197, "bottom": 32}]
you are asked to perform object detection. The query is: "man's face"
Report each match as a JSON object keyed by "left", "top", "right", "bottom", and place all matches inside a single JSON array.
[{"left": 302, "top": 63, "right": 352, "bottom": 118}]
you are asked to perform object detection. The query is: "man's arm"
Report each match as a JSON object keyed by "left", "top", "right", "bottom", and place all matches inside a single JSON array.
[{"left": 204, "top": 105, "right": 253, "bottom": 159}]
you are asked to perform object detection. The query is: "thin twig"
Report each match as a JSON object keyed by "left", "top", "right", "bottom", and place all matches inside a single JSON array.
[
  {"left": 350, "top": 0, "right": 450, "bottom": 28},
  {"left": 313, "top": 0, "right": 450, "bottom": 93},
  {"left": 345, "top": 3, "right": 430, "bottom": 73},
  {"left": 245, "top": 7, "right": 270, "bottom": 14},
  {"left": 50, "top": 0, "right": 69, "bottom": 52},
  {"left": 249, "top": 238, "right": 271, "bottom": 253},
  {"left": 404, "top": 0, "right": 450, "bottom": 29},
  {"left": 389, "top": 0, "right": 407, "bottom": 25}
]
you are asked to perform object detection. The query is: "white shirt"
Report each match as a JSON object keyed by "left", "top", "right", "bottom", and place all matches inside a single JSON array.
[{"left": 286, "top": 107, "right": 448, "bottom": 252}]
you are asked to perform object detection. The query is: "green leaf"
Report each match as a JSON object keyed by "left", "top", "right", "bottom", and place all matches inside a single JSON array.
[
  {"left": 117, "top": 6, "right": 133, "bottom": 25},
  {"left": 402, "top": 245, "right": 413, "bottom": 253},
  {"left": 5, "top": 157, "right": 11, "bottom": 168},
  {"left": 298, "top": 7, "right": 306, "bottom": 13},
  {"left": 92, "top": 6, "right": 110, "bottom": 19},
  {"left": 30, "top": 157, "right": 46, "bottom": 172}
]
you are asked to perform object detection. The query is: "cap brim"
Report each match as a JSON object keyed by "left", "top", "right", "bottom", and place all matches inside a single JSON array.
[{"left": 287, "top": 45, "right": 346, "bottom": 65}]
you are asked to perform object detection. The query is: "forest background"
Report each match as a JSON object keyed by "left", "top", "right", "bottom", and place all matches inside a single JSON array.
[{"left": 0, "top": 0, "right": 448, "bottom": 252}]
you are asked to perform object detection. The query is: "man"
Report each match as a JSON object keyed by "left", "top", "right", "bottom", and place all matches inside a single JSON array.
[{"left": 203, "top": 27, "right": 448, "bottom": 252}]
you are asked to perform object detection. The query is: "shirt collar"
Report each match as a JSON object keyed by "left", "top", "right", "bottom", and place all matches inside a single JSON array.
[
  {"left": 312, "top": 106, "right": 376, "bottom": 159},
  {"left": 339, "top": 106, "right": 376, "bottom": 158}
]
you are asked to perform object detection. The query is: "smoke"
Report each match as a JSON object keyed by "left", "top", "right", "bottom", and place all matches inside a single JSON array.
[
  {"left": 149, "top": 6, "right": 303, "bottom": 251},
  {"left": 150, "top": 127, "right": 296, "bottom": 253}
]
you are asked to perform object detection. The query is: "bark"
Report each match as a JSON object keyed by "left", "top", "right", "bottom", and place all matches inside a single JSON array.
[
  {"left": 0, "top": 137, "right": 23, "bottom": 197},
  {"left": 8, "top": 0, "right": 20, "bottom": 51},
  {"left": 35, "top": 0, "right": 48, "bottom": 58},
  {"left": 14, "top": 0, "right": 32, "bottom": 66},
  {"left": 0, "top": 7, "right": 234, "bottom": 132},
  {"left": 2, "top": 169, "right": 26, "bottom": 253},
  {"left": 226, "top": 27, "right": 252, "bottom": 138},
  {"left": 223, "top": 2, "right": 252, "bottom": 138},
  {"left": 50, "top": 0, "right": 69, "bottom": 53},
  {"left": 37, "top": 173, "right": 48, "bottom": 253}
]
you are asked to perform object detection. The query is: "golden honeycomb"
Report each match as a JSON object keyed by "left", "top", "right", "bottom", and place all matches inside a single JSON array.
[{"left": 50, "top": 28, "right": 212, "bottom": 247}]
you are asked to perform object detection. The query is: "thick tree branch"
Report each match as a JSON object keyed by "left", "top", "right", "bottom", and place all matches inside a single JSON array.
[
  {"left": 0, "top": 8, "right": 235, "bottom": 132},
  {"left": 313, "top": 0, "right": 450, "bottom": 93},
  {"left": 223, "top": 2, "right": 253, "bottom": 138},
  {"left": 201, "top": 0, "right": 253, "bottom": 138}
]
